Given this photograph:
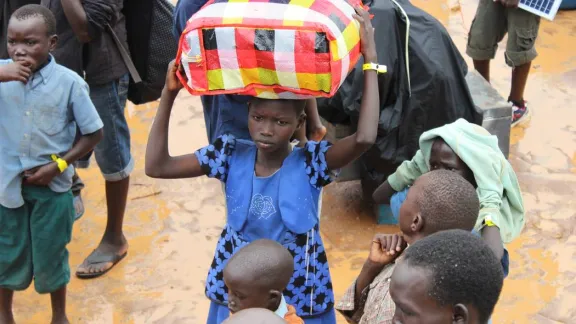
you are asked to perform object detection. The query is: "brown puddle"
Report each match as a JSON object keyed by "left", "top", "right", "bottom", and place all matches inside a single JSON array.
[{"left": 11, "top": 1, "right": 576, "bottom": 323}]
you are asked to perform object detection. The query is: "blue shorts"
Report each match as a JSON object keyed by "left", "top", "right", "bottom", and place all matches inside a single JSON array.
[
  {"left": 390, "top": 188, "right": 510, "bottom": 277},
  {"left": 82, "top": 74, "right": 134, "bottom": 181}
]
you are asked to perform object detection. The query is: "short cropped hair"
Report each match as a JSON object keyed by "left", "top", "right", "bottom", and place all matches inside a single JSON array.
[
  {"left": 12, "top": 4, "right": 57, "bottom": 36},
  {"left": 417, "top": 169, "right": 479, "bottom": 233},
  {"left": 224, "top": 239, "right": 294, "bottom": 291},
  {"left": 403, "top": 229, "right": 504, "bottom": 323}
]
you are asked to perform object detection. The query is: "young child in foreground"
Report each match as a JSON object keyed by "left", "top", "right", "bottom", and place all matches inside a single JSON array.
[
  {"left": 390, "top": 229, "right": 504, "bottom": 324},
  {"left": 0, "top": 5, "right": 103, "bottom": 324},
  {"left": 336, "top": 170, "right": 482, "bottom": 323},
  {"left": 223, "top": 308, "right": 286, "bottom": 324},
  {"left": 223, "top": 239, "right": 303, "bottom": 323},
  {"left": 145, "top": 7, "right": 380, "bottom": 323},
  {"left": 372, "top": 118, "right": 524, "bottom": 276}
]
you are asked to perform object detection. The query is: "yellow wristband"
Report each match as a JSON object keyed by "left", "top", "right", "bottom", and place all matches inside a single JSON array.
[
  {"left": 51, "top": 154, "right": 68, "bottom": 173},
  {"left": 483, "top": 218, "right": 496, "bottom": 227},
  {"left": 362, "top": 63, "right": 387, "bottom": 73}
]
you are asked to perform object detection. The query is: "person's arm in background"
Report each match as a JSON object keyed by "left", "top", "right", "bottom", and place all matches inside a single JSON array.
[
  {"left": 60, "top": 0, "right": 118, "bottom": 43},
  {"left": 173, "top": 0, "right": 207, "bottom": 39},
  {"left": 372, "top": 149, "right": 428, "bottom": 204}
]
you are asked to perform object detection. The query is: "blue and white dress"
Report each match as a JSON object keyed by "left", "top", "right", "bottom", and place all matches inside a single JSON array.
[{"left": 195, "top": 134, "right": 337, "bottom": 324}]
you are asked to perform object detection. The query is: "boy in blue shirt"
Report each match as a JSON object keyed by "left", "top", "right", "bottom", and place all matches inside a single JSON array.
[{"left": 0, "top": 5, "right": 103, "bottom": 323}]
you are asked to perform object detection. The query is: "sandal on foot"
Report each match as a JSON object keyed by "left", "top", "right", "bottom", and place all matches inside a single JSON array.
[
  {"left": 75, "top": 250, "right": 127, "bottom": 279},
  {"left": 73, "top": 195, "right": 85, "bottom": 221}
]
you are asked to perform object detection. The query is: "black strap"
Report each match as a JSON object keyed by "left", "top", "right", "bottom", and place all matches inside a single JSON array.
[{"left": 107, "top": 23, "right": 142, "bottom": 84}]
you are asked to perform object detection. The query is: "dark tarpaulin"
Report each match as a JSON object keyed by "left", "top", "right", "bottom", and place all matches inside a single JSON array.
[{"left": 317, "top": 0, "right": 481, "bottom": 192}]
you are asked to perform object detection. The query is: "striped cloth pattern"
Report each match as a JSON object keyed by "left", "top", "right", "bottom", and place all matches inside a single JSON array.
[{"left": 176, "top": 0, "right": 362, "bottom": 99}]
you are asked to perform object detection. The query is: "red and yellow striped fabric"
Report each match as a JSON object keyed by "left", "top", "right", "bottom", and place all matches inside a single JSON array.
[{"left": 176, "top": 0, "right": 362, "bottom": 99}]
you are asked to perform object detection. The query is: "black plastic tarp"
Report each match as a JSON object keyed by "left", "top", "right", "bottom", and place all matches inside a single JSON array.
[{"left": 318, "top": 0, "right": 481, "bottom": 191}]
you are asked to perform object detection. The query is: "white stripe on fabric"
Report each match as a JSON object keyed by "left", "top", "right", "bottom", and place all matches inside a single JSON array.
[
  {"left": 339, "top": 52, "right": 350, "bottom": 88},
  {"left": 184, "top": 30, "right": 201, "bottom": 57},
  {"left": 215, "top": 27, "right": 236, "bottom": 51}
]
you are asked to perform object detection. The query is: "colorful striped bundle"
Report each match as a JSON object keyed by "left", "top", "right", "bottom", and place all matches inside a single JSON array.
[{"left": 176, "top": 0, "right": 362, "bottom": 99}]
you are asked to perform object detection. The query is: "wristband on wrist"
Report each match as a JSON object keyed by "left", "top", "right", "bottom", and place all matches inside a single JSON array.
[
  {"left": 483, "top": 216, "right": 497, "bottom": 227},
  {"left": 51, "top": 154, "right": 68, "bottom": 173},
  {"left": 362, "top": 63, "right": 387, "bottom": 73}
]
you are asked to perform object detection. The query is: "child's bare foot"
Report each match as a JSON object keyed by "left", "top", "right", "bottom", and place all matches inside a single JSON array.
[{"left": 309, "top": 125, "right": 327, "bottom": 142}]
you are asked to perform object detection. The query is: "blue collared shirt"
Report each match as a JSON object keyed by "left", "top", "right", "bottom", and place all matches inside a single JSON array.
[{"left": 0, "top": 56, "right": 103, "bottom": 208}]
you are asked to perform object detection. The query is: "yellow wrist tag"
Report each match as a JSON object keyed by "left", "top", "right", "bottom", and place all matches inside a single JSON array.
[
  {"left": 51, "top": 154, "right": 68, "bottom": 173},
  {"left": 483, "top": 218, "right": 496, "bottom": 227},
  {"left": 362, "top": 63, "right": 387, "bottom": 73}
]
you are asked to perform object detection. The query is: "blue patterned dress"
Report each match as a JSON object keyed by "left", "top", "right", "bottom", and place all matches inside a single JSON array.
[{"left": 195, "top": 135, "right": 337, "bottom": 324}]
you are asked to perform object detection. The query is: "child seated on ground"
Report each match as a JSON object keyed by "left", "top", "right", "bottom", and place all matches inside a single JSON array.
[
  {"left": 390, "top": 229, "right": 504, "bottom": 324},
  {"left": 0, "top": 5, "right": 103, "bottom": 323},
  {"left": 372, "top": 118, "right": 524, "bottom": 276},
  {"left": 224, "top": 308, "right": 287, "bottom": 324},
  {"left": 223, "top": 239, "right": 303, "bottom": 323},
  {"left": 145, "top": 7, "right": 380, "bottom": 323},
  {"left": 336, "top": 170, "right": 481, "bottom": 324}
]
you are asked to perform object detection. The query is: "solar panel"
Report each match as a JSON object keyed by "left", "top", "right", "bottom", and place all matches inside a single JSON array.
[{"left": 519, "top": 0, "right": 562, "bottom": 21}]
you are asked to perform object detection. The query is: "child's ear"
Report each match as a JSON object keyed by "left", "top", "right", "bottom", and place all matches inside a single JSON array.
[
  {"left": 411, "top": 212, "right": 424, "bottom": 233},
  {"left": 267, "top": 290, "right": 282, "bottom": 309},
  {"left": 48, "top": 35, "right": 58, "bottom": 52},
  {"left": 452, "top": 304, "right": 469, "bottom": 324}
]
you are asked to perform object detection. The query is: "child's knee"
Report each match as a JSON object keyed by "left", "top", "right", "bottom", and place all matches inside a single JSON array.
[{"left": 504, "top": 12, "right": 540, "bottom": 67}]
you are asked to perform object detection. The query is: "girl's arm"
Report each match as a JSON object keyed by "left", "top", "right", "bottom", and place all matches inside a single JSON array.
[
  {"left": 325, "top": 7, "right": 379, "bottom": 171},
  {"left": 145, "top": 61, "right": 205, "bottom": 179}
]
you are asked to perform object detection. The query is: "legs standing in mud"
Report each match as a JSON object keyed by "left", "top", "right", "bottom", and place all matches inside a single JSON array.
[
  {"left": 509, "top": 61, "right": 531, "bottom": 104},
  {"left": 466, "top": 0, "right": 540, "bottom": 125},
  {"left": 50, "top": 286, "right": 69, "bottom": 324},
  {"left": 473, "top": 59, "right": 491, "bottom": 82},
  {"left": 76, "top": 74, "right": 132, "bottom": 279},
  {"left": 0, "top": 289, "right": 14, "bottom": 324}
]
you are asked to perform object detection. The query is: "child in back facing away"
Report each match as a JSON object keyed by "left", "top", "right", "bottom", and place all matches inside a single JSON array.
[
  {"left": 223, "top": 239, "right": 303, "bottom": 323},
  {"left": 373, "top": 118, "right": 525, "bottom": 277},
  {"left": 146, "top": 7, "right": 380, "bottom": 323},
  {"left": 0, "top": 5, "right": 103, "bottom": 324}
]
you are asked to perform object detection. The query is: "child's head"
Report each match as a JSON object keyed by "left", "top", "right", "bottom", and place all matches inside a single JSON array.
[
  {"left": 223, "top": 239, "right": 294, "bottom": 314},
  {"left": 429, "top": 138, "right": 476, "bottom": 187},
  {"left": 7, "top": 4, "right": 57, "bottom": 72},
  {"left": 390, "top": 229, "right": 504, "bottom": 324},
  {"left": 247, "top": 98, "right": 306, "bottom": 153},
  {"left": 398, "top": 169, "right": 479, "bottom": 244},
  {"left": 223, "top": 308, "right": 286, "bottom": 324}
]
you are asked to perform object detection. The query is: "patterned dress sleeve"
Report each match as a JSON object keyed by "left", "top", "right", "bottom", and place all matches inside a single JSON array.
[
  {"left": 194, "top": 134, "right": 236, "bottom": 182},
  {"left": 304, "top": 140, "right": 337, "bottom": 189}
]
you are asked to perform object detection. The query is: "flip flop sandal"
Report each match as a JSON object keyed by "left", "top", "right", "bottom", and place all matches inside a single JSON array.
[
  {"left": 73, "top": 195, "right": 85, "bottom": 221},
  {"left": 76, "top": 250, "right": 128, "bottom": 279}
]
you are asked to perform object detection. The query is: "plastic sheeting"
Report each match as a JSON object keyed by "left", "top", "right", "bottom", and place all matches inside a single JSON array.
[
  {"left": 318, "top": 0, "right": 482, "bottom": 189},
  {"left": 177, "top": 0, "right": 362, "bottom": 99}
]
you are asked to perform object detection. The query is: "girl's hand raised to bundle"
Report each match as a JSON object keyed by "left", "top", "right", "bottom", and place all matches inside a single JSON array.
[
  {"left": 146, "top": 59, "right": 205, "bottom": 179},
  {"left": 165, "top": 59, "right": 185, "bottom": 94},
  {"left": 353, "top": 6, "right": 377, "bottom": 63},
  {"left": 323, "top": 6, "right": 379, "bottom": 171}
]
